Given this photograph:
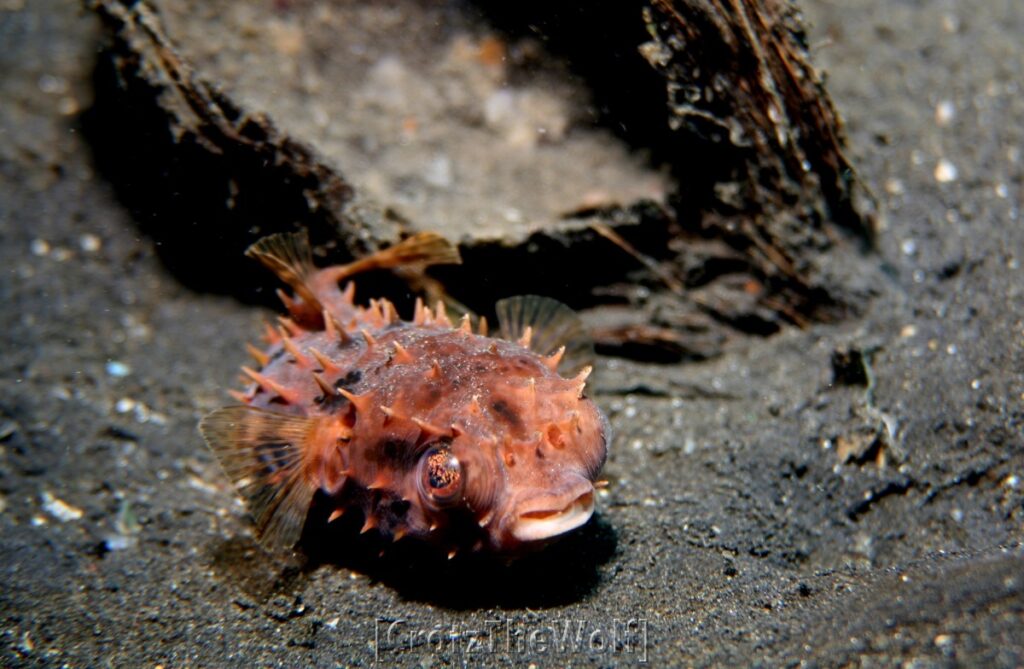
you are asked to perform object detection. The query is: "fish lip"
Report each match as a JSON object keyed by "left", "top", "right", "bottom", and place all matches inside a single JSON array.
[{"left": 508, "top": 479, "right": 596, "bottom": 542}]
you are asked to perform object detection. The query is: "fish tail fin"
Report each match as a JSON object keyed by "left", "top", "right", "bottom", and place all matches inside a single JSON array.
[
  {"left": 317, "top": 232, "right": 461, "bottom": 286},
  {"left": 199, "top": 406, "right": 322, "bottom": 550},
  {"left": 246, "top": 230, "right": 324, "bottom": 317}
]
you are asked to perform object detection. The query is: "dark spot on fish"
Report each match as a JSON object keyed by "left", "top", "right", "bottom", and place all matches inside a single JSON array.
[
  {"left": 317, "top": 392, "right": 342, "bottom": 409},
  {"left": 369, "top": 438, "right": 416, "bottom": 469},
  {"left": 413, "top": 384, "right": 444, "bottom": 411},
  {"left": 254, "top": 442, "right": 293, "bottom": 477},
  {"left": 491, "top": 399, "right": 522, "bottom": 429},
  {"left": 316, "top": 371, "right": 364, "bottom": 409},
  {"left": 390, "top": 499, "right": 410, "bottom": 517},
  {"left": 335, "top": 369, "right": 362, "bottom": 390},
  {"left": 382, "top": 440, "right": 402, "bottom": 461}
]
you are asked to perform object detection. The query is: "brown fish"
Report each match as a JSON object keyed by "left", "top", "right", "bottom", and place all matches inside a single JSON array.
[{"left": 199, "top": 230, "right": 609, "bottom": 557}]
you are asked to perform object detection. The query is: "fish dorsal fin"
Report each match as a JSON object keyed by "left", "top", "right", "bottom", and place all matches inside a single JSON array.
[
  {"left": 199, "top": 406, "right": 322, "bottom": 550},
  {"left": 495, "top": 295, "right": 593, "bottom": 373},
  {"left": 323, "top": 231, "right": 462, "bottom": 284},
  {"left": 246, "top": 230, "right": 324, "bottom": 314}
]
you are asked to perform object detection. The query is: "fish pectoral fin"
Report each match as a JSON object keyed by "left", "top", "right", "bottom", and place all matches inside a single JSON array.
[
  {"left": 494, "top": 295, "right": 594, "bottom": 373},
  {"left": 199, "top": 406, "right": 322, "bottom": 551},
  {"left": 246, "top": 230, "right": 324, "bottom": 317}
]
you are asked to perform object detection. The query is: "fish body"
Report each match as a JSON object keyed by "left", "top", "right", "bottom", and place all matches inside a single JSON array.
[{"left": 200, "top": 231, "right": 609, "bottom": 556}]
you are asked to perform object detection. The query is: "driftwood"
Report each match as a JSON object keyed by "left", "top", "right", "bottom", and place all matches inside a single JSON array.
[
  {"left": 640, "top": 0, "right": 876, "bottom": 312},
  {"left": 85, "top": 0, "right": 405, "bottom": 300},
  {"left": 85, "top": 0, "right": 876, "bottom": 361}
]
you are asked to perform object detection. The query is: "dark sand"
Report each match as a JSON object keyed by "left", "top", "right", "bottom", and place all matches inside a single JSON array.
[{"left": 1, "top": 0, "right": 1022, "bottom": 666}]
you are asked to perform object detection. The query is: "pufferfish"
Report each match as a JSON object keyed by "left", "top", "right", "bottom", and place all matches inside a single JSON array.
[{"left": 199, "top": 230, "right": 609, "bottom": 557}]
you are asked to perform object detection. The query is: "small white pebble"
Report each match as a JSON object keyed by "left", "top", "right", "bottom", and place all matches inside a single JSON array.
[
  {"left": 79, "top": 234, "right": 102, "bottom": 253},
  {"left": 950, "top": 508, "right": 964, "bottom": 522},
  {"left": 143, "top": 410, "right": 168, "bottom": 427},
  {"left": 946, "top": 344, "right": 958, "bottom": 355},
  {"left": 311, "top": 105, "right": 329, "bottom": 129},
  {"left": 58, "top": 96, "right": 80, "bottom": 116},
  {"left": 325, "top": 617, "right": 340, "bottom": 630},
  {"left": 50, "top": 385, "right": 71, "bottom": 401},
  {"left": 102, "top": 534, "right": 135, "bottom": 551},
  {"left": 115, "top": 398, "right": 136, "bottom": 413},
  {"left": 884, "top": 178, "right": 905, "bottom": 196},
  {"left": 1004, "top": 475, "right": 1019, "bottom": 489},
  {"left": 935, "top": 100, "right": 955, "bottom": 126},
  {"left": 31, "top": 515, "right": 48, "bottom": 527},
  {"left": 683, "top": 436, "right": 696, "bottom": 455},
  {"left": 37, "top": 73, "right": 68, "bottom": 95},
  {"left": 30, "top": 239, "right": 51, "bottom": 257},
  {"left": 970, "top": 379, "right": 980, "bottom": 389},
  {"left": 423, "top": 154, "right": 453, "bottom": 189},
  {"left": 41, "top": 491, "right": 83, "bottom": 522},
  {"left": 501, "top": 207, "right": 523, "bottom": 223},
  {"left": 187, "top": 475, "right": 220, "bottom": 495},
  {"left": 995, "top": 182, "right": 1008, "bottom": 199},
  {"left": 106, "top": 361, "right": 131, "bottom": 378},
  {"left": 934, "top": 633, "right": 953, "bottom": 647},
  {"left": 900, "top": 324, "right": 918, "bottom": 338},
  {"left": 934, "top": 159, "right": 958, "bottom": 183},
  {"left": 900, "top": 239, "right": 917, "bottom": 256}
]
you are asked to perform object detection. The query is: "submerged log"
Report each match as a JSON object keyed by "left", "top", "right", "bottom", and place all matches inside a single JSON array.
[
  {"left": 639, "top": 0, "right": 876, "bottom": 314},
  {"left": 85, "top": 0, "right": 876, "bottom": 361}
]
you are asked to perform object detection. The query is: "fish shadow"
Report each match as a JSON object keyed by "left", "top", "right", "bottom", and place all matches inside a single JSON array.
[{"left": 298, "top": 512, "right": 619, "bottom": 610}]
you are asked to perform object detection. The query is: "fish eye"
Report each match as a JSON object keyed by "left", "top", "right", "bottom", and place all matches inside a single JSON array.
[{"left": 417, "top": 447, "right": 464, "bottom": 506}]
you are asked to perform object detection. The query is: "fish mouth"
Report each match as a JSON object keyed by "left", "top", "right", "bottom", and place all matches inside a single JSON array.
[{"left": 509, "top": 483, "right": 596, "bottom": 542}]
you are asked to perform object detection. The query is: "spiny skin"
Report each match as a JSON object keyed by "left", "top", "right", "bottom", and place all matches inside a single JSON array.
[{"left": 202, "top": 233, "right": 609, "bottom": 556}]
